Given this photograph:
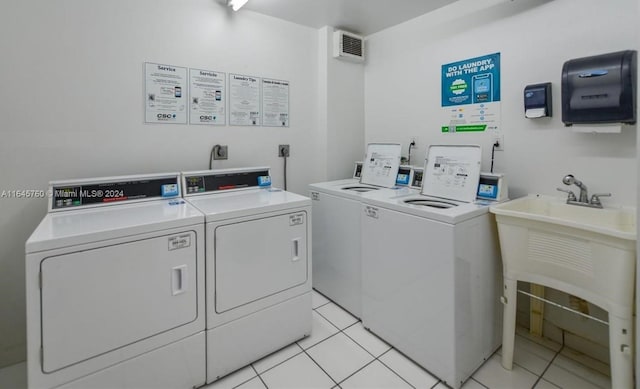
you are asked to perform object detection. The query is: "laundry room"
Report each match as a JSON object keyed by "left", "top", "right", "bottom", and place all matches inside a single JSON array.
[{"left": 0, "top": 0, "right": 638, "bottom": 388}]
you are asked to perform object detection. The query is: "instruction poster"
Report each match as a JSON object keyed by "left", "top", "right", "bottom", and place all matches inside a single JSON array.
[
  {"left": 145, "top": 62, "right": 187, "bottom": 124},
  {"left": 189, "top": 68, "right": 225, "bottom": 125},
  {"left": 440, "top": 53, "right": 501, "bottom": 133},
  {"left": 262, "top": 78, "right": 289, "bottom": 127},
  {"left": 360, "top": 144, "right": 402, "bottom": 188},
  {"left": 229, "top": 74, "right": 260, "bottom": 126}
]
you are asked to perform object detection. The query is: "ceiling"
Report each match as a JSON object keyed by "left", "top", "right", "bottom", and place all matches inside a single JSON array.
[{"left": 233, "top": 0, "right": 459, "bottom": 36}]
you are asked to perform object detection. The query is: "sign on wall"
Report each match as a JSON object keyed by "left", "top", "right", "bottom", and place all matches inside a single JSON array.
[
  {"left": 262, "top": 78, "right": 290, "bottom": 127},
  {"left": 189, "top": 68, "right": 226, "bottom": 125},
  {"left": 229, "top": 74, "right": 261, "bottom": 126},
  {"left": 144, "top": 62, "right": 188, "bottom": 124},
  {"left": 440, "top": 53, "right": 501, "bottom": 133}
]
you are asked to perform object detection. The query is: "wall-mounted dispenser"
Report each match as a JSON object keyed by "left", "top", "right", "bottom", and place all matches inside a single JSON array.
[
  {"left": 524, "top": 83, "right": 552, "bottom": 118},
  {"left": 561, "top": 50, "right": 637, "bottom": 126}
]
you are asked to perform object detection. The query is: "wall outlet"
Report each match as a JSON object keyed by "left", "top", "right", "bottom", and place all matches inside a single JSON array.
[
  {"left": 213, "top": 145, "right": 228, "bottom": 160},
  {"left": 279, "top": 144, "right": 290, "bottom": 157},
  {"left": 410, "top": 137, "right": 417, "bottom": 147},
  {"left": 492, "top": 135, "right": 504, "bottom": 151}
]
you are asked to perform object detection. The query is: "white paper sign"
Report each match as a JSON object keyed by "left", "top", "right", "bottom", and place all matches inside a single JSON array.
[
  {"left": 262, "top": 78, "right": 289, "bottom": 127},
  {"left": 360, "top": 143, "right": 402, "bottom": 188},
  {"left": 189, "top": 68, "right": 225, "bottom": 125},
  {"left": 230, "top": 74, "right": 260, "bottom": 126},
  {"left": 422, "top": 145, "right": 481, "bottom": 203},
  {"left": 145, "top": 63, "right": 187, "bottom": 124}
]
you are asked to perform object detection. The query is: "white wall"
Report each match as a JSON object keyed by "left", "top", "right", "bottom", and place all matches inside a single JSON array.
[
  {"left": 365, "top": 0, "right": 637, "bottom": 204},
  {"left": 318, "top": 27, "right": 366, "bottom": 180},
  {"left": 0, "top": 0, "right": 322, "bottom": 367},
  {"left": 636, "top": 0, "right": 640, "bottom": 380},
  {"left": 365, "top": 0, "right": 638, "bottom": 362}
]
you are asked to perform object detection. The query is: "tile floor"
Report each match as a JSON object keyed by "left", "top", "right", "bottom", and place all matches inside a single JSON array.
[{"left": 0, "top": 290, "right": 613, "bottom": 389}]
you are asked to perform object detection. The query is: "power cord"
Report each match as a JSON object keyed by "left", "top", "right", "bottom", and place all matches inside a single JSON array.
[
  {"left": 283, "top": 155, "right": 287, "bottom": 191},
  {"left": 490, "top": 140, "right": 500, "bottom": 173},
  {"left": 408, "top": 140, "right": 416, "bottom": 165},
  {"left": 209, "top": 144, "right": 222, "bottom": 169}
]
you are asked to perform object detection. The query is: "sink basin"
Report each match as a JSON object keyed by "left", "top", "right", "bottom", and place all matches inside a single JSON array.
[
  {"left": 489, "top": 195, "right": 636, "bottom": 302},
  {"left": 490, "top": 194, "right": 635, "bottom": 240}
]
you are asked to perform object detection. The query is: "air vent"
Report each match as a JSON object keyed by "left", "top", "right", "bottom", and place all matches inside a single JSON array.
[{"left": 333, "top": 30, "right": 365, "bottom": 63}]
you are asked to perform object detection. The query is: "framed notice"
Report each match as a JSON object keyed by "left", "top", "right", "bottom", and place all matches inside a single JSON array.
[
  {"left": 262, "top": 78, "right": 289, "bottom": 127},
  {"left": 189, "top": 68, "right": 226, "bottom": 125},
  {"left": 229, "top": 74, "right": 260, "bottom": 126},
  {"left": 144, "top": 62, "right": 188, "bottom": 124},
  {"left": 440, "top": 52, "right": 501, "bottom": 134}
]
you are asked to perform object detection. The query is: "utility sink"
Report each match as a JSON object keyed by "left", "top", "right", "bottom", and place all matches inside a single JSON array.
[
  {"left": 491, "top": 194, "right": 636, "bottom": 388},
  {"left": 489, "top": 194, "right": 636, "bottom": 306},
  {"left": 490, "top": 194, "right": 636, "bottom": 240}
]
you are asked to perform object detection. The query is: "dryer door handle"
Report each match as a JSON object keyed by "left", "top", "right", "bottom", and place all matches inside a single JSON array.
[
  {"left": 291, "top": 238, "right": 301, "bottom": 262},
  {"left": 171, "top": 265, "right": 188, "bottom": 295}
]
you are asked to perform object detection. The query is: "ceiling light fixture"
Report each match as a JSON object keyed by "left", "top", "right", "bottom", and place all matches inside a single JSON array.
[{"left": 227, "top": 0, "right": 249, "bottom": 11}]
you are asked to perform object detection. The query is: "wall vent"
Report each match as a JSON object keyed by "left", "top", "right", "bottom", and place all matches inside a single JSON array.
[{"left": 333, "top": 30, "right": 365, "bottom": 63}]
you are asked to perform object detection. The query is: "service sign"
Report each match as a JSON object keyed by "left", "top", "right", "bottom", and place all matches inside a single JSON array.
[
  {"left": 145, "top": 62, "right": 188, "bottom": 124},
  {"left": 189, "top": 68, "right": 226, "bottom": 125}
]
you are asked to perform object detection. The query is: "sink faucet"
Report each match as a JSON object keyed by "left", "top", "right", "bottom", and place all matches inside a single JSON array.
[
  {"left": 562, "top": 174, "right": 589, "bottom": 203},
  {"left": 556, "top": 174, "right": 611, "bottom": 208}
]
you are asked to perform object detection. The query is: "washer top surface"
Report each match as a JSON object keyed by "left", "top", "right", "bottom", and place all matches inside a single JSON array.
[
  {"left": 309, "top": 164, "right": 416, "bottom": 201},
  {"left": 26, "top": 199, "right": 203, "bottom": 253},
  {"left": 185, "top": 188, "right": 311, "bottom": 222},
  {"left": 309, "top": 180, "right": 414, "bottom": 202},
  {"left": 362, "top": 192, "right": 489, "bottom": 224}
]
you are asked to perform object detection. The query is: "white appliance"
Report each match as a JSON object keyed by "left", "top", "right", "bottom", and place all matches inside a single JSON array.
[
  {"left": 25, "top": 173, "right": 206, "bottom": 389},
  {"left": 361, "top": 145, "right": 502, "bottom": 389},
  {"left": 308, "top": 144, "right": 406, "bottom": 318},
  {"left": 181, "top": 167, "right": 312, "bottom": 383}
]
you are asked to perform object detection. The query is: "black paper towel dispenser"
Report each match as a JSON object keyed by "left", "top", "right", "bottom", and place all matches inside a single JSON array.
[{"left": 561, "top": 50, "right": 636, "bottom": 126}]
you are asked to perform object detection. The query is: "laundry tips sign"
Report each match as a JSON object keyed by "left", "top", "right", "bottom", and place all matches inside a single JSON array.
[{"left": 441, "top": 53, "right": 501, "bottom": 133}]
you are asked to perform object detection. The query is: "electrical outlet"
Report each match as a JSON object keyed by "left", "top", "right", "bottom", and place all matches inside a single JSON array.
[
  {"left": 278, "top": 144, "right": 290, "bottom": 157},
  {"left": 214, "top": 145, "right": 228, "bottom": 160},
  {"left": 492, "top": 135, "right": 504, "bottom": 151},
  {"left": 410, "top": 137, "right": 417, "bottom": 147}
]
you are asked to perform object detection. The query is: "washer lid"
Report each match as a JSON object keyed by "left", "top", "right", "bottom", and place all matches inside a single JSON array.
[
  {"left": 421, "top": 145, "right": 482, "bottom": 203},
  {"left": 360, "top": 143, "right": 401, "bottom": 188}
]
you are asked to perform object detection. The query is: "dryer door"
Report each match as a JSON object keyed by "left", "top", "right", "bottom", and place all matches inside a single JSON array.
[
  {"left": 214, "top": 211, "right": 308, "bottom": 313},
  {"left": 40, "top": 231, "right": 198, "bottom": 373}
]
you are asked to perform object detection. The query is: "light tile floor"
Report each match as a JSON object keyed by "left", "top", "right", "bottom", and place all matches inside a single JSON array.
[{"left": 0, "top": 289, "right": 614, "bottom": 389}]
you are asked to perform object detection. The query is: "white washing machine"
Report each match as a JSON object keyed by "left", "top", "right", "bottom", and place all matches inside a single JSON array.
[
  {"left": 25, "top": 173, "right": 206, "bottom": 389},
  {"left": 181, "top": 167, "right": 312, "bottom": 383},
  {"left": 361, "top": 145, "right": 502, "bottom": 389},
  {"left": 308, "top": 144, "right": 408, "bottom": 318}
]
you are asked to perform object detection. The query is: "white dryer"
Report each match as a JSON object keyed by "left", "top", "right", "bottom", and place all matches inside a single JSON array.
[
  {"left": 26, "top": 173, "right": 206, "bottom": 389},
  {"left": 181, "top": 167, "right": 312, "bottom": 383},
  {"left": 361, "top": 145, "right": 502, "bottom": 389}
]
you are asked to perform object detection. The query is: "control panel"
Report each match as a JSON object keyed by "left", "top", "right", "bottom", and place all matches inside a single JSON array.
[
  {"left": 410, "top": 168, "right": 424, "bottom": 189},
  {"left": 352, "top": 162, "right": 363, "bottom": 179},
  {"left": 183, "top": 168, "right": 271, "bottom": 195},
  {"left": 476, "top": 172, "right": 508, "bottom": 202},
  {"left": 50, "top": 174, "right": 181, "bottom": 211},
  {"left": 396, "top": 166, "right": 412, "bottom": 186}
]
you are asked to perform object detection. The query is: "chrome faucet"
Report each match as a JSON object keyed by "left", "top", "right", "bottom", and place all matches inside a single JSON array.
[
  {"left": 556, "top": 174, "right": 611, "bottom": 209},
  {"left": 562, "top": 174, "right": 588, "bottom": 203}
]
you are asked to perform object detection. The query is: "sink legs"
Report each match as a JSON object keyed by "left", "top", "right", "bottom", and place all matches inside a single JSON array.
[
  {"left": 609, "top": 314, "right": 633, "bottom": 388},
  {"left": 500, "top": 277, "right": 518, "bottom": 370},
  {"left": 501, "top": 277, "right": 634, "bottom": 388}
]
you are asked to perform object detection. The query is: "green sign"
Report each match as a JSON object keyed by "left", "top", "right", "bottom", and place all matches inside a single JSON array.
[{"left": 441, "top": 124, "right": 487, "bottom": 133}]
